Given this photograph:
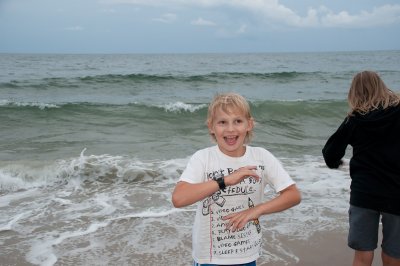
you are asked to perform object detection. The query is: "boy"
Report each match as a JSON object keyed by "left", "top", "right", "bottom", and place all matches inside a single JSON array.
[{"left": 172, "top": 93, "right": 301, "bottom": 265}]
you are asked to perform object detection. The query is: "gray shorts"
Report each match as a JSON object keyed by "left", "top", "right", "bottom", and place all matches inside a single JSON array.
[{"left": 348, "top": 205, "right": 400, "bottom": 259}]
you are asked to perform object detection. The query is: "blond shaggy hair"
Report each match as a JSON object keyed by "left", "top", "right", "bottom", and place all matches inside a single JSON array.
[{"left": 348, "top": 71, "right": 400, "bottom": 115}]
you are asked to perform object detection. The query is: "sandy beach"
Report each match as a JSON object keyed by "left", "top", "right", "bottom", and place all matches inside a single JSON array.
[
  {"left": 264, "top": 228, "right": 383, "bottom": 266},
  {"left": 0, "top": 225, "right": 384, "bottom": 266}
]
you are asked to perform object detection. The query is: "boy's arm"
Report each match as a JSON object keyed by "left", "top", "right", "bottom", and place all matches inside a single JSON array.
[
  {"left": 171, "top": 180, "right": 219, "bottom": 208},
  {"left": 172, "top": 166, "right": 260, "bottom": 208},
  {"left": 223, "top": 184, "right": 301, "bottom": 231},
  {"left": 254, "top": 184, "right": 301, "bottom": 216}
]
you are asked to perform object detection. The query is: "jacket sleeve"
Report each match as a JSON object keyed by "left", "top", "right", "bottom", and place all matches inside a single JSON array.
[{"left": 322, "top": 119, "right": 351, "bottom": 169}]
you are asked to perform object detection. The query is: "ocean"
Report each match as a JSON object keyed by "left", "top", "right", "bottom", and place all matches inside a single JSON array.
[{"left": 1, "top": 51, "right": 399, "bottom": 265}]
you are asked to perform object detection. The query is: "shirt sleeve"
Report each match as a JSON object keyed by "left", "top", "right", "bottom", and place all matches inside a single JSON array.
[
  {"left": 179, "top": 149, "right": 207, "bottom": 184},
  {"left": 263, "top": 149, "right": 295, "bottom": 193}
]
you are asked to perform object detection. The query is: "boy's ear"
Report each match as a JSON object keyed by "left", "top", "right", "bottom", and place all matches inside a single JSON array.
[
  {"left": 248, "top": 118, "right": 255, "bottom": 130},
  {"left": 207, "top": 121, "right": 214, "bottom": 134}
]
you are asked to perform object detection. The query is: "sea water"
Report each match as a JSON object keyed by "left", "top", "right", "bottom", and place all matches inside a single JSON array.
[{"left": 1, "top": 51, "right": 399, "bottom": 265}]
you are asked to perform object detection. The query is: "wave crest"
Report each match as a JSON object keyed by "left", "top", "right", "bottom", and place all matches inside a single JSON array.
[
  {"left": 0, "top": 100, "right": 60, "bottom": 109},
  {"left": 0, "top": 149, "right": 187, "bottom": 193},
  {"left": 160, "top": 102, "right": 207, "bottom": 113}
]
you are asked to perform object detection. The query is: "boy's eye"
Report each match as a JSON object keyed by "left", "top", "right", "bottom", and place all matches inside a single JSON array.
[
  {"left": 218, "top": 121, "right": 226, "bottom": 125},
  {"left": 235, "top": 119, "right": 243, "bottom": 124}
]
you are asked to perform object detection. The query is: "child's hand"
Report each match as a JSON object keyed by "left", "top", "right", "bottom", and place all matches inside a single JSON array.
[
  {"left": 222, "top": 208, "right": 259, "bottom": 232},
  {"left": 224, "top": 165, "right": 259, "bottom": 186}
]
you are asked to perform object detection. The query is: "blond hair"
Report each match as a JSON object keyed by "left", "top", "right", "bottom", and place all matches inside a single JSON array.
[
  {"left": 348, "top": 70, "right": 400, "bottom": 115},
  {"left": 206, "top": 92, "right": 254, "bottom": 143}
]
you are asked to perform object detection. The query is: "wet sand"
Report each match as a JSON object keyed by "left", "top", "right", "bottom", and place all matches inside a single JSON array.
[
  {"left": 262, "top": 228, "right": 383, "bottom": 266},
  {"left": 0, "top": 226, "right": 383, "bottom": 266}
]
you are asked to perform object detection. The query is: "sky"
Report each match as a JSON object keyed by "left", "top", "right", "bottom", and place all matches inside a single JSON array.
[{"left": 1, "top": 0, "right": 400, "bottom": 53}]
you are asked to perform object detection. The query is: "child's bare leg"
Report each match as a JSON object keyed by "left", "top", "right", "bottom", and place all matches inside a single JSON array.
[
  {"left": 382, "top": 251, "right": 400, "bottom": 266},
  {"left": 353, "top": 250, "right": 374, "bottom": 266}
]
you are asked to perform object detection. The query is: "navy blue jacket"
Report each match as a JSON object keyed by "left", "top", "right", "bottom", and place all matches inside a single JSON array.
[{"left": 322, "top": 105, "right": 400, "bottom": 215}]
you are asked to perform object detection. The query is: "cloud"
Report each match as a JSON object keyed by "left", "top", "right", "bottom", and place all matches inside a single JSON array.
[
  {"left": 214, "top": 23, "right": 247, "bottom": 38},
  {"left": 220, "top": 1, "right": 400, "bottom": 28},
  {"left": 152, "top": 13, "right": 177, "bottom": 23},
  {"left": 105, "top": 0, "right": 400, "bottom": 28},
  {"left": 236, "top": 24, "right": 247, "bottom": 34},
  {"left": 99, "top": 8, "right": 117, "bottom": 13},
  {"left": 191, "top": 17, "right": 216, "bottom": 26},
  {"left": 320, "top": 5, "right": 400, "bottom": 28},
  {"left": 64, "top": 26, "right": 84, "bottom": 31}
]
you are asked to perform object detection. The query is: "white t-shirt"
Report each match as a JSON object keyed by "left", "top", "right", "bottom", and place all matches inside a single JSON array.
[{"left": 179, "top": 145, "right": 295, "bottom": 265}]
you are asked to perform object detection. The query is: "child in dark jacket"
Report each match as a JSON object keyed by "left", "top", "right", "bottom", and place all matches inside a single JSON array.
[{"left": 322, "top": 71, "right": 400, "bottom": 266}]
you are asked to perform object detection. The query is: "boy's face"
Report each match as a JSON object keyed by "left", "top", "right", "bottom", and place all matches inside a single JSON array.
[{"left": 208, "top": 107, "right": 253, "bottom": 157}]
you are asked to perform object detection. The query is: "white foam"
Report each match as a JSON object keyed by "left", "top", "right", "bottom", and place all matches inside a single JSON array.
[
  {"left": 0, "top": 99, "right": 10, "bottom": 106},
  {"left": 51, "top": 197, "right": 72, "bottom": 206},
  {"left": 0, "top": 188, "right": 41, "bottom": 207},
  {"left": 24, "top": 207, "right": 187, "bottom": 265},
  {"left": 0, "top": 99, "right": 60, "bottom": 109},
  {"left": 267, "top": 155, "right": 351, "bottom": 237},
  {"left": 0, "top": 168, "right": 31, "bottom": 192},
  {"left": 110, "top": 207, "right": 194, "bottom": 221},
  {"left": 0, "top": 212, "right": 26, "bottom": 232},
  {"left": 0, "top": 162, "right": 62, "bottom": 192},
  {"left": 1, "top": 153, "right": 353, "bottom": 265},
  {"left": 26, "top": 221, "right": 110, "bottom": 266},
  {"left": 0, "top": 149, "right": 187, "bottom": 192},
  {"left": 161, "top": 101, "right": 206, "bottom": 113},
  {"left": 91, "top": 194, "right": 117, "bottom": 216}
]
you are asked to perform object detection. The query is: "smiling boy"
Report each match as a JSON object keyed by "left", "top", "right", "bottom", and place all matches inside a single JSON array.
[{"left": 172, "top": 92, "right": 301, "bottom": 265}]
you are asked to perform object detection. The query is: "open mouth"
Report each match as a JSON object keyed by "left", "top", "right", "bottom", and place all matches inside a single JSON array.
[{"left": 224, "top": 136, "right": 238, "bottom": 145}]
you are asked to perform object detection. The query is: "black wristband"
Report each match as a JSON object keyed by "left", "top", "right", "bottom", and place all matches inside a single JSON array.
[{"left": 216, "top": 177, "right": 226, "bottom": 190}]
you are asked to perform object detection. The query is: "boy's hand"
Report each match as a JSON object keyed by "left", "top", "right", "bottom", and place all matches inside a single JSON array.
[
  {"left": 222, "top": 208, "right": 259, "bottom": 232},
  {"left": 224, "top": 165, "right": 259, "bottom": 186}
]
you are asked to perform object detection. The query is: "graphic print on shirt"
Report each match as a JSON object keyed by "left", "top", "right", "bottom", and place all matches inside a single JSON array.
[
  {"left": 248, "top": 197, "right": 261, "bottom": 234},
  {"left": 203, "top": 165, "right": 264, "bottom": 257},
  {"left": 202, "top": 169, "right": 226, "bottom": 215}
]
